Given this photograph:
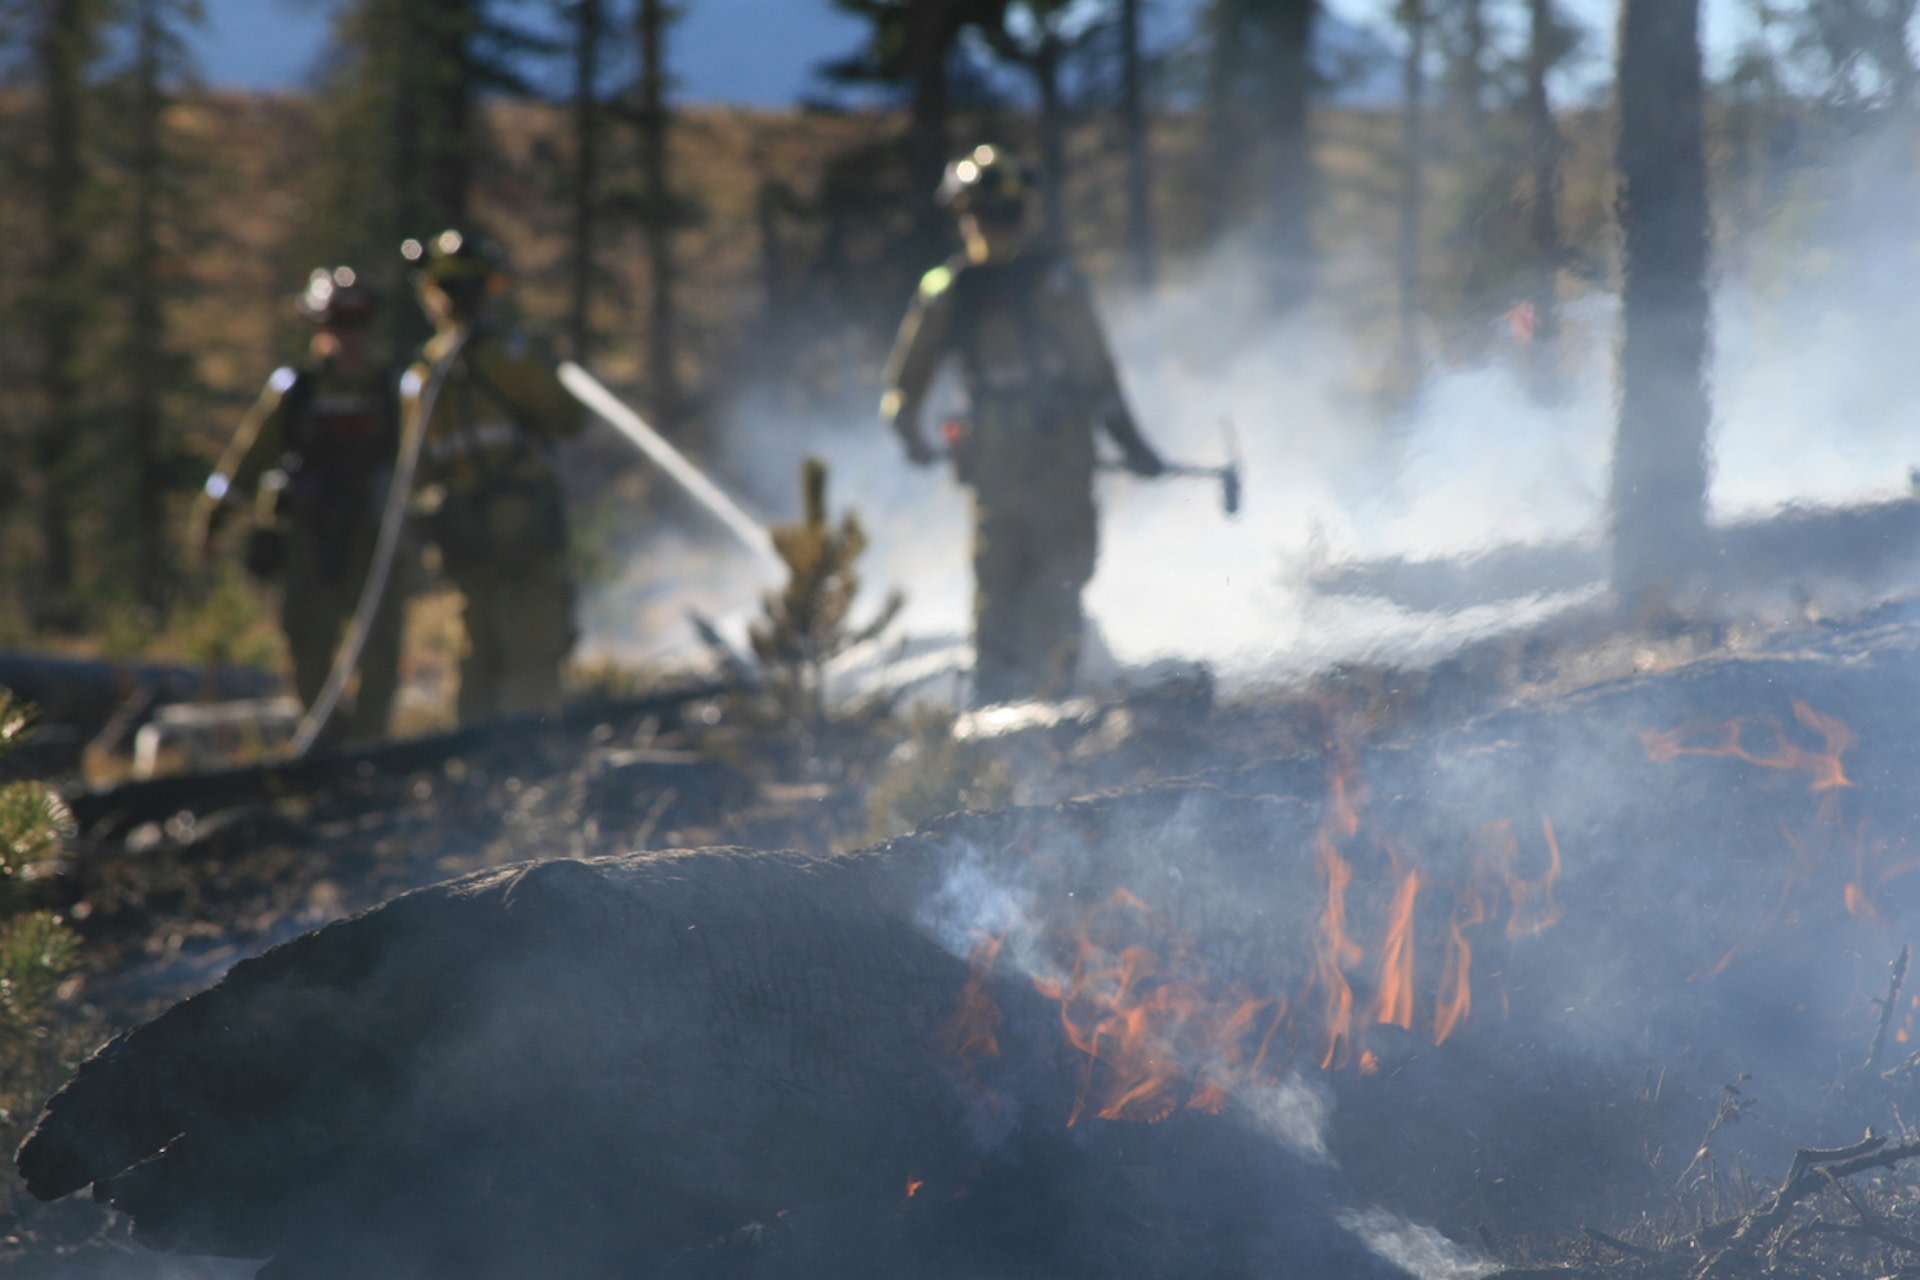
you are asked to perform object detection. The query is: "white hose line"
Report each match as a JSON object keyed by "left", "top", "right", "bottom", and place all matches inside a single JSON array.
[
  {"left": 557, "top": 362, "right": 783, "bottom": 577},
  {"left": 291, "top": 327, "right": 473, "bottom": 757}
]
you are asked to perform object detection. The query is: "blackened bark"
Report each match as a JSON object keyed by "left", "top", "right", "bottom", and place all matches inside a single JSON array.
[
  {"left": 1611, "top": 0, "right": 1713, "bottom": 608},
  {"left": 1523, "top": 0, "right": 1563, "bottom": 399},
  {"left": 638, "top": 0, "right": 680, "bottom": 430},
  {"left": 569, "top": 0, "right": 603, "bottom": 362},
  {"left": 35, "top": 0, "right": 90, "bottom": 617},
  {"left": 1121, "top": 0, "right": 1154, "bottom": 289}
]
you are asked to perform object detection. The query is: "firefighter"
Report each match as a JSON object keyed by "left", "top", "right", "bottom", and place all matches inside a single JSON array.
[
  {"left": 188, "top": 266, "right": 403, "bottom": 742},
  {"left": 880, "top": 144, "right": 1166, "bottom": 705},
  {"left": 401, "top": 228, "right": 584, "bottom": 721}
]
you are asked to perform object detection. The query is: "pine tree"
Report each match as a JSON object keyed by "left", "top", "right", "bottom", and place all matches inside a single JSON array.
[
  {"left": 1611, "top": 0, "right": 1712, "bottom": 611},
  {"left": 635, "top": 0, "right": 682, "bottom": 431},
  {"left": 1393, "top": 0, "right": 1427, "bottom": 396},
  {"left": 825, "top": 0, "right": 974, "bottom": 262},
  {"left": 0, "top": 692, "right": 82, "bottom": 1139},
  {"left": 1119, "top": 0, "right": 1154, "bottom": 289},
  {"left": 565, "top": 0, "right": 604, "bottom": 363},
  {"left": 1521, "top": 0, "right": 1571, "bottom": 401},
  {"left": 310, "top": 0, "right": 547, "bottom": 350},
  {"left": 1203, "top": 0, "right": 1319, "bottom": 309},
  {"left": 115, "top": 0, "right": 202, "bottom": 613},
  {"left": 27, "top": 0, "right": 107, "bottom": 626},
  {"left": 750, "top": 458, "right": 904, "bottom": 725}
]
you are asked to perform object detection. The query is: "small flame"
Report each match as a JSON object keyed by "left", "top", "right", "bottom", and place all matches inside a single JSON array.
[
  {"left": 1031, "top": 893, "right": 1285, "bottom": 1126},
  {"left": 1370, "top": 858, "right": 1422, "bottom": 1030},
  {"left": 905, "top": 1179, "right": 923, "bottom": 1199},
  {"left": 1312, "top": 721, "right": 1368, "bottom": 1069},
  {"left": 1433, "top": 888, "right": 1488, "bottom": 1046},
  {"left": 1314, "top": 835, "right": 1363, "bottom": 1068},
  {"left": 1638, "top": 700, "right": 1855, "bottom": 796},
  {"left": 945, "top": 931, "right": 1006, "bottom": 1063}
]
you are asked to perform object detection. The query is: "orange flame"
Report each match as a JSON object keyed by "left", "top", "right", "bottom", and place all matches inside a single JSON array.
[
  {"left": 945, "top": 931, "right": 1006, "bottom": 1063},
  {"left": 1314, "top": 835, "right": 1363, "bottom": 1068},
  {"left": 1312, "top": 721, "right": 1368, "bottom": 1068},
  {"left": 1031, "top": 893, "right": 1285, "bottom": 1126},
  {"left": 1433, "top": 887, "right": 1488, "bottom": 1045},
  {"left": 1638, "top": 700, "right": 1855, "bottom": 796},
  {"left": 1646, "top": 701, "right": 1889, "bottom": 973},
  {"left": 1370, "top": 859, "right": 1423, "bottom": 1030}
]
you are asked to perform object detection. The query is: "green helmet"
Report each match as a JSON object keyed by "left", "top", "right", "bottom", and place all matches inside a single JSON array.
[
  {"left": 401, "top": 227, "right": 509, "bottom": 283},
  {"left": 936, "top": 144, "right": 1033, "bottom": 223}
]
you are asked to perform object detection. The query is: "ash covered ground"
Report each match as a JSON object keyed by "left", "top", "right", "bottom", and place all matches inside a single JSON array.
[{"left": 15, "top": 595, "right": 1920, "bottom": 1277}]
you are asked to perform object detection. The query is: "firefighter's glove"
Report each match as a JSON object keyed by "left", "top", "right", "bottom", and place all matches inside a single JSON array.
[{"left": 1123, "top": 442, "right": 1167, "bottom": 480}]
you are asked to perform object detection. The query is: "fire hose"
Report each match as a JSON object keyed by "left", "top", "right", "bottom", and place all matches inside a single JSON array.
[
  {"left": 290, "top": 326, "right": 473, "bottom": 757},
  {"left": 556, "top": 362, "right": 783, "bottom": 576}
]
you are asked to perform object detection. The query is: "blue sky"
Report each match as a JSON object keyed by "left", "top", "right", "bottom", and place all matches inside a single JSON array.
[{"left": 191, "top": 0, "right": 1755, "bottom": 102}]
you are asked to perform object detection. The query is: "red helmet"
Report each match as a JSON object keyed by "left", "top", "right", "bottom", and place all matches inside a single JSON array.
[{"left": 296, "top": 266, "right": 379, "bottom": 327}]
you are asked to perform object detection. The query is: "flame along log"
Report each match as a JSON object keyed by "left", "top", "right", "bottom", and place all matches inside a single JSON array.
[{"left": 15, "top": 842, "right": 1413, "bottom": 1280}]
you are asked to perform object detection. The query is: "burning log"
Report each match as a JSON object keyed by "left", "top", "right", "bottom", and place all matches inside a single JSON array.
[{"left": 16, "top": 842, "right": 1409, "bottom": 1280}]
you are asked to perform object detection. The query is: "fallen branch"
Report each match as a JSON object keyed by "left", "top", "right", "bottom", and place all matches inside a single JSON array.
[
  {"left": 1785, "top": 1219, "right": 1920, "bottom": 1258},
  {"left": 1583, "top": 1227, "right": 1660, "bottom": 1262},
  {"left": 1692, "top": 1135, "right": 1920, "bottom": 1280},
  {"left": 1868, "top": 945, "right": 1910, "bottom": 1071}
]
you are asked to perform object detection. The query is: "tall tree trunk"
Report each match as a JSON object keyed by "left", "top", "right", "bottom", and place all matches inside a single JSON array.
[
  {"left": 906, "top": 0, "right": 959, "bottom": 259},
  {"left": 422, "top": 0, "right": 473, "bottom": 227},
  {"left": 391, "top": 4, "right": 416, "bottom": 233},
  {"left": 1035, "top": 38, "right": 1066, "bottom": 243},
  {"left": 1452, "top": 0, "right": 1487, "bottom": 127},
  {"left": 569, "top": 0, "right": 603, "bottom": 362},
  {"left": 1120, "top": 0, "right": 1154, "bottom": 289},
  {"left": 127, "top": 0, "right": 167, "bottom": 610},
  {"left": 1611, "top": 0, "right": 1712, "bottom": 610},
  {"left": 638, "top": 0, "right": 680, "bottom": 431},
  {"left": 1523, "top": 0, "right": 1562, "bottom": 400},
  {"left": 35, "top": 0, "right": 91, "bottom": 621},
  {"left": 1254, "top": 0, "right": 1319, "bottom": 309},
  {"left": 1395, "top": 0, "right": 1426, "bottom": 389}
]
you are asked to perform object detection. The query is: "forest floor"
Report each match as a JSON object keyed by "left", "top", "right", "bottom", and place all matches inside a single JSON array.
[{"left": 10, "top": 591, "right": 1920, "bottom": 1276}]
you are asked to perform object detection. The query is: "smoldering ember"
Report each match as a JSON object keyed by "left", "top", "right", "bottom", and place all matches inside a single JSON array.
[{"left": 12, "top": 0, "right": 1920, "bottom": 1279}]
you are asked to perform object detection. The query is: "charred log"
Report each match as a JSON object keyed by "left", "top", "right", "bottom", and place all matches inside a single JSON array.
[{"left": 17, "top": 843, "right": 1403, "bottom": 1280}]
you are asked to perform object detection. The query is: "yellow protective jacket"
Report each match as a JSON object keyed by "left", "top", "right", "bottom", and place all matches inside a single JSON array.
[
  {"left": 402, "top": 322, "right": 584, "bottom": 571},
  {"left": 880, "top": 244, "right": 1154, "bottom": 503}
]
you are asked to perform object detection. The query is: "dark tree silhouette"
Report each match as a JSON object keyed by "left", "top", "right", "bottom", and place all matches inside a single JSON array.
[
  {"left": 120, "top": 0, "right": 200, "bottom": 612},
  {"left": 1120, "top": 0, "right": 1154, "bottom": 289},
  {"left": 1611, "top": 0, "right": 1713, "bottom": 610},
  {"left": 1394, "top": 0, "right": 1426, "bottom": 393},
  {"left": 29, "top": 0, "right": 102, "bottom": 623},
  {"left": 636, "top": 0, "right": 682, "bottom": 432},
  {"left": 1205, "top": 0, "right": 1319, "bottom": 310},
  {"left": 1521, "top": 0, "right": 1568, "bottom": 401},
  {"left": 566, "top": 0, "right": 605, "bottom": 363}
]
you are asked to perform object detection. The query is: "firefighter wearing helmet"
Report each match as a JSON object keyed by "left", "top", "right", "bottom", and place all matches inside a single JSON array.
[
  {"left": 400, "top": 228, "right": 584, "bottom": 721},
  {"left": 881, "top": 144, "right": 1166, "bottom": 704},
  {"left": 188, "top": 266, "right": 404, "bottom": 742}
]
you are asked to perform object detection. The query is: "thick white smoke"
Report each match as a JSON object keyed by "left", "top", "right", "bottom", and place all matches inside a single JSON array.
[{"left": 579, "top": 126, "right": 1920, "bottom": 689}]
